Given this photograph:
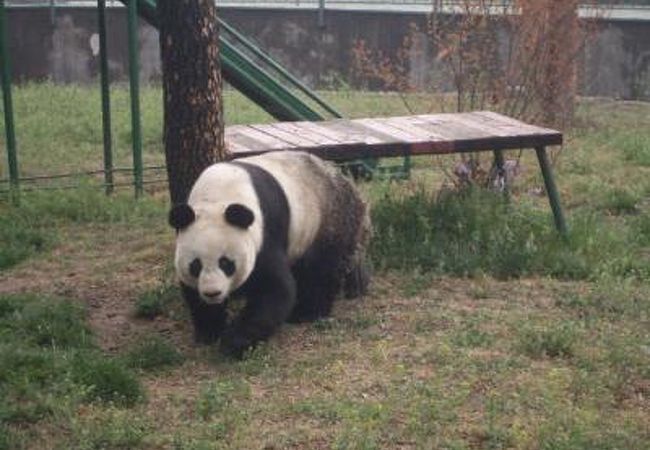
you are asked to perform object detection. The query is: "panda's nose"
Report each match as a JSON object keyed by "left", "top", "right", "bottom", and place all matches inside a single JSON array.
[{"left": 203, "top": 290, "right": 222, "bottom": 299}]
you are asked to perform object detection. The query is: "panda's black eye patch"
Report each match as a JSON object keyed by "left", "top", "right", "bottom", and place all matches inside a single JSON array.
[
  {"left": 189, "top": 258, "right": 202, "bottom": 278},
  {"left": 219, "top": 257, "right": 236, "bottom": 277}
]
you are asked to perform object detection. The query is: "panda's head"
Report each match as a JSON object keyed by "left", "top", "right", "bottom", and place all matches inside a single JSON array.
[{"left": 169, "top": 202, "right": 259, "bottom": 304}]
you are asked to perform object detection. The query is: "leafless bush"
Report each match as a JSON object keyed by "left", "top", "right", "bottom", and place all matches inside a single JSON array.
[{"left": 351, "top": 0, "right": 610, "bottom": 187}]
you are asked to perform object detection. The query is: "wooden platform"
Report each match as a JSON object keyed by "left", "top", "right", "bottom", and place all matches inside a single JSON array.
[
  {"left": 225, "top": 110, "right": 567, "bottom": 235},
  {"left": 225, "top": 111, "right": 563, "bottom": 160}
]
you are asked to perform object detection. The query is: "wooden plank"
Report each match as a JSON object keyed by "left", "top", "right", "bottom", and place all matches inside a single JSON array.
[
  {"left": 451, "top": 113, "right": 515, "bottom": 138},
  {"left": 266, "top": 122, "right": 341, "bottom": 146},
  {"left": 225, "top": 111, "right": 563, "bottom": 161},
  {"left": 472, "top": 111, "right": 557, "bottom": 134},
  {"left": 234, "top": 126, "right": 295, "bottom": 150},
  {"left": 296, "top": 121, "right": 352, "bottom": 144},
  {"left": 225, "top": 139, "right": 251, "bottom": 154},
  {"left": 322, "top": 120, "right": 400, "bottom": 145},
  {"left": 249, "top": 123, "right": 320, "bottom": 147},
  {"left": 226, "top": 126, "right": 275, "bottom": 153},
  {"left": 355, "top": 118, "right": 432, "bottom": 142},
  {"left": 383, "top": 116, "right": 449, "bottom": 140},
  {"left": 417, "top": 114, "right": 493, "bottom": 140}
]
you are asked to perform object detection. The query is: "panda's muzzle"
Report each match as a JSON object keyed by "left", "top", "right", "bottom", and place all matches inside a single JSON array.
[{"left": 203, "top": 290, "right": 223, "bottom": 301}]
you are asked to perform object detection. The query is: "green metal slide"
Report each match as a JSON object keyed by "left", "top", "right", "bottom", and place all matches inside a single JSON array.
[{"left": 120, "top": 0, "right": 341, "bottom": 122}]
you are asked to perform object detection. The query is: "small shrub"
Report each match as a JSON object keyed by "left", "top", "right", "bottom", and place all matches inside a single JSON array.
[
  {"left": 70, "top": 353, "right": 143, "bottom": 407},
  {"left": 196, "top": 380, "right": 250, "bottom": 420},
  {"left": 0, "top": 215, "right": 50, "bottom": 270},
  {"left": 68, "top": 408, "right": 149, "bottom": 450},
  {"left": 620, "top": 132, "right": 650, "bottom": 166},
  {"left": 600, "top": 189, "right": 638, "bottom": 216},
  {"left": 15, "top": 188, "right": 164, "bottom": 225},
  {"left": 133, "top": 285, "right": 178, "bottom": 319},
  {"left": 124, "top": 335, "right": 184, "bottom": 371},
  {"left": 517, "top": 322, "right": 579, "bottom": 359},
  {"left": 14, "top": 297, "right": 92, "bottom": 349}
]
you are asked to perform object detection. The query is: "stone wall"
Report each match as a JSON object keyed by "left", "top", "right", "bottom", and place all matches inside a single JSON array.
[{"left": 5, "top": 7, "right": 650, "bottom": 100}]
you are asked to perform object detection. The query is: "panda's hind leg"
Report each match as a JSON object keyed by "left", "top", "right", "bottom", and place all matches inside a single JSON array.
[
  {"left": 343, "top": 260, "right": 370, "bottom": 299},
  {"left": 288, "top": 249, "right": 342, "bottom": 323}
]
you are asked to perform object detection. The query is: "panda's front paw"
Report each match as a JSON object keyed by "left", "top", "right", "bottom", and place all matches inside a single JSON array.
[
  {"left": 219, "top": 329, "right": 254, "bottom": 359},
  {"left": 194, "top": 328, "right": 221, "bottom": 345}
]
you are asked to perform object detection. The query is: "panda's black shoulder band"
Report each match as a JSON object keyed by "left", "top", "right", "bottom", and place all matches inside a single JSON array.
[{"left": 169, "top": 204, "right": 196, "bottom": 230}]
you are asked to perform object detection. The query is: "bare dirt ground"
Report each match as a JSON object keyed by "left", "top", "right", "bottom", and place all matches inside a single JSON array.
[
  {"left": 2, "top": 223, "right": 646, "bottom": 449},
  {"left": 0, "top": 224, "right": 186, "bottom": 352}
]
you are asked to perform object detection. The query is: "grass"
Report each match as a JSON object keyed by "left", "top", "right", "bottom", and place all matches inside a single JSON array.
[
  {"left": 0, "top": 294, "right": 143, "bottom": 438},
  {"left": 124, "top": 335, "right": 185, "bottom": 371},
  {"left": 1, "top": 85, "right": 649, "bottom": 448}
]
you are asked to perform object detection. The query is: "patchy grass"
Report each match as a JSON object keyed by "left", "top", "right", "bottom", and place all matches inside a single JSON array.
[
  {"left": 133, "top": 284, "right": 181, "bottom": 320},
  {"left": 0, "top": 294, "right": 143, "bottom": 444},
  {"left": 1, "top": 87, "right": 649, "bottom": 448},
  {"left": 124, "top": 335, "right": 185, "bottom": 371}
]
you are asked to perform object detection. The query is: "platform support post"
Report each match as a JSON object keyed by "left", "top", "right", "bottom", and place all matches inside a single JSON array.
[
  {"left": 98, "top": 0, "right": 114, "bottom": 194},
  {"left": 127, "top": 0, "right": 143, "bottom": 197},
  {"left": 535, "top": 146, "right": 567, "bottom": 236},
  {"left": 0, "top": 0, "right": 18, "bottom": 196}
]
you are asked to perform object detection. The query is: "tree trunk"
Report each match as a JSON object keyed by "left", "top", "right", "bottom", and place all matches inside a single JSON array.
[{"left": 159, "top": 0, "right": 225, "bottom": 205}]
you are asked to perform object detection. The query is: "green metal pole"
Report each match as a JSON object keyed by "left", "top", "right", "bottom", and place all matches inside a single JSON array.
[
  {"left": 0, "top": 0, "right": 18, "bottom": 195},
  {"left": 492, "top": 149, "right": 509, "bottom": 196},
  {"left": 97, "top": 0, "right": 114, "bottom": 194},
  {"left": 535, "top": 146, "right": 568, "bottom": 236},
  {"left": 127, "top": 0, "right": 143, "bottom": 197}
]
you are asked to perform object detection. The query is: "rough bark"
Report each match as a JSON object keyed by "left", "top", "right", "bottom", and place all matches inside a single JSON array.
[{"left": 159, "top": 0, "right": 225, "bottom": 205}]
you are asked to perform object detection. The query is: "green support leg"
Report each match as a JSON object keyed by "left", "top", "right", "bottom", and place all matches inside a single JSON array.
[
  {"left": 535, "top": 146, "right": 568, "bottom": 236},
  {"left": 127, "top": 0, "right": 143, "bottom": 197},
  {"left": 0, "top": 0, "right": 18, "bottom": 198},
  {"left": 98, "top": 0, "right": 114, "bottom": 195},
  {"left": 492, "top": 149, "right": 508, "bottom": 195}
]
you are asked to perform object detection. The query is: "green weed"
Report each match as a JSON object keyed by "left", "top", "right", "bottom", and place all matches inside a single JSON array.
[
  {"left": 133, "top": 285, "right": 179, "bottom": 319},
  {"left": 516, "top": 321, "right": 580, "bottom": 359},
  {"left": 370, "top": 187, "right": 640, "bottom": 280},
  {"left": 196, "top": 379, "right": 250, "bottom": 420},
  {"left": 70, "top": 352, "right": 143, "bottom": 407},
  {"left": 0, "top": 294, "right": 142, "bottom": 428},
  {"left": 619, "top": 132, "right": 650, "bottom": 166},
  {"left": 67, "top": 408, "right": 150, "bottom": 450},
  {"left": 599, "top": 188, "right": 639, "bottom": 215},
  {"left": 124, "top": 335, "right": 184, "bottom": 371},
  {"left": 0, "top": 188, "right": 165, "bottom": 270}
]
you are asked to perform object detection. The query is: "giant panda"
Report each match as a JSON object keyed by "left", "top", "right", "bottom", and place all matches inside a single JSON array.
[{"left": 168, "top": 151, "right": 370, "bottom": 358}]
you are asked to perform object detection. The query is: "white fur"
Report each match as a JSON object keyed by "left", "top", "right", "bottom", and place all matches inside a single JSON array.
[
  {"left": 174, "top": 164, "right": 263, "bottom": 304},
  {"left": 243, "top": 152, "right": 323, "bottom": 262},
  {"left": 174, "top": 151, "right": 327, "bottom": 304}
]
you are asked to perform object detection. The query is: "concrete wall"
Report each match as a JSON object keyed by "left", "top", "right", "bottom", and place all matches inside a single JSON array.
[{"left": 5, "top": 7, "right": 650, "bottom": 100}]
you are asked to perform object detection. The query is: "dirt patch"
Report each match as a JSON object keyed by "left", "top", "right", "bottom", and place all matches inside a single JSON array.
[{"left": 0, "top": 224, "right": 181, "bottom": 352}]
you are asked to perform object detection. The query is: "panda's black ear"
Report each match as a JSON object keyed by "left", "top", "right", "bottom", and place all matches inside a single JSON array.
[
  {"left": 169, "top": 204, "right": 196, "bottom": 230},
  {"left": 225, "top": 203, "right": 254, "bottom": 229}
]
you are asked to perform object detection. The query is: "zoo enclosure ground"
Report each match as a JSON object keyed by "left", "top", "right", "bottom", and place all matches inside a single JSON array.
[{"left": 0, "top": 86, "right": 649, "bottom": 449}]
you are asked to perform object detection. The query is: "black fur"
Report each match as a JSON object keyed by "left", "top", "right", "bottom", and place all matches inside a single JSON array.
[
  {"left": 218, "top": 161, "right": 294, "bottom": 358},
  {"left": 288, "top": 156, "right": 368, "bottom": 323},
  {"left": 181, "top": 283, "right": 228, "bottom": 344},
  {"left": 180, "top": 156, "right": 368, "bottom": 359},
  {"left": 225, "top": 203, "right": 255, "bottom": 229},
  {"left": 169, "top": 204, "right": 195, "bottom": 230}
]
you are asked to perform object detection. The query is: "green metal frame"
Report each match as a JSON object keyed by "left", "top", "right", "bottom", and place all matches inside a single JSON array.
[
  {"left": 535, "top": 146, "right": 568, "bottom": 236},
  {"left": 120, "top": 0, "right": 407, "bottom": 177},
  {"left": 97, "top": 0, "right": 114, "bottom": 194},
  {"left": 120, "top": 0, "right": 341, "bottom": 122},
  {"left": 126, "top": 0, "right": 143, "bottom": 197},
  {"left": 0, "top": 0, "right": 18, "bottom": 196}
]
